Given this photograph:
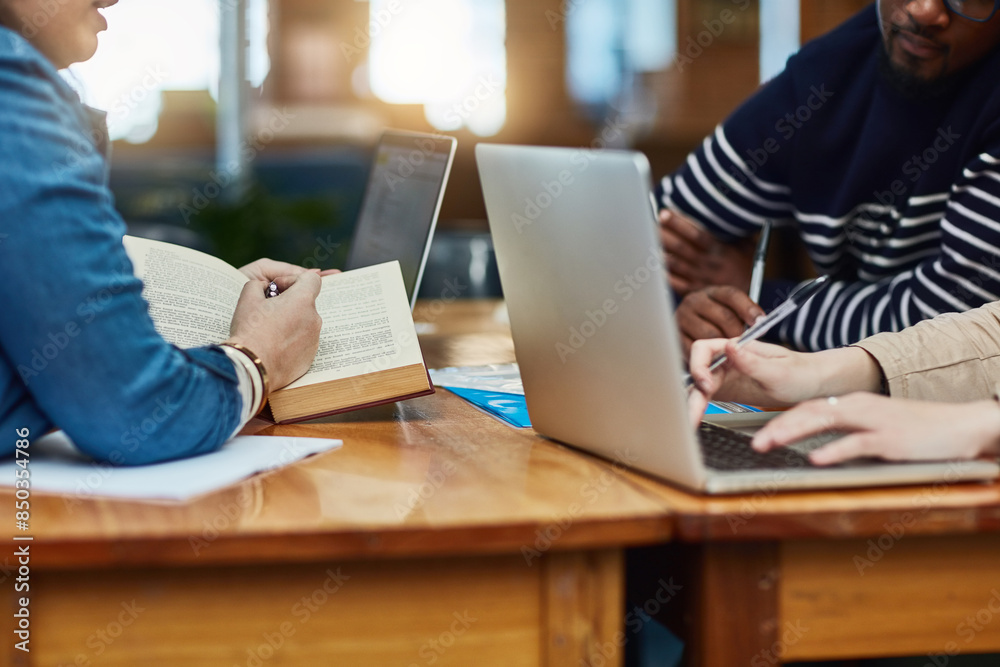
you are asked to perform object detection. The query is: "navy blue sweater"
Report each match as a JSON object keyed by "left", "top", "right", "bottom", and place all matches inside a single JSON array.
[{"left": 661, "top": 5, "right": 1000, "bottom": 351}]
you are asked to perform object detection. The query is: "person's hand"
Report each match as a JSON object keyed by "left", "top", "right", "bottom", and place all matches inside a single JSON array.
[
  {"left": 239, "top": 258, "right": 340, "bottom": 282},
  {"left": 752, "top": 394, "right": 1000, "bottom": 465},
  {"left": 659, "top": 209, "right": 754, "bottom": 296},
  {"left": 226, "top": 271, "right": 323, "bottom": 390},
  {"left": 686, "top": 339, "right": 816, "bottom": 425},
  {"left": 676, "top": 286, "right": 765, "bottom": 357},
  {"left": 686, "top": 338, "right": 883, "bottom": 426}
]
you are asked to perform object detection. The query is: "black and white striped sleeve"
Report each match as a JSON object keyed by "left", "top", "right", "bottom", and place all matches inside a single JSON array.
[
  {"left": 660, "top": 125, "right": 796, "bottom": 242},
  {"left": 773, "top": 149, "right": 1000, "bottom": 351}
]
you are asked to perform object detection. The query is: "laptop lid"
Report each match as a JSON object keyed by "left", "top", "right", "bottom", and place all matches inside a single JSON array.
[
  {"left": 476, "top": 143, "right": 709, "bottom": 491},
  {"left": 476, "top": 143, "right": 999, "bottom": 494},
  {"left": 345, "top": 130, "right": 457, "bottom": 308}
]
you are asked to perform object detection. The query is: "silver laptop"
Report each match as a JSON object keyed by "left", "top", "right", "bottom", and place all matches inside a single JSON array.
[
  {"left": 345, "top": 130, "right": 457, "bottom": 308},
  {"left": 476, "top": 143, "right": 1000, "bottom": 494}
]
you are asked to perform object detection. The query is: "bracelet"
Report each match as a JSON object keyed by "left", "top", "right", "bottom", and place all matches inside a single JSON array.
[{"left": 222, "top": 342, "right": 270, "bottom": 416}]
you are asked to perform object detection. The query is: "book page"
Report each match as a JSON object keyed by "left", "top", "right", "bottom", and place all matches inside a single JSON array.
[
  {"left": 123, "top": 235, "right": 248, "bottom": 348},
  {"left": 283, "top": 261, "right": 424, "bottom": 390}
]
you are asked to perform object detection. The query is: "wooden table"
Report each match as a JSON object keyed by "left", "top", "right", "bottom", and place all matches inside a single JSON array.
[
  {"left": 625, "top": 467, "right": 1000, "bottom": 666},
  {"left": 6, "top": 300, "right": 1000, "bottom": 666},
  {"left": 1, "top": 301, "right": 672, "bottom": 667}
]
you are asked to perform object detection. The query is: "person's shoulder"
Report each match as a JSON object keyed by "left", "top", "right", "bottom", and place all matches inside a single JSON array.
[
  {"left": 0, "top": 25, "right": 53, "bottom": 75},
  {"left": 0, "top": 26, "right": 74, "bottom": 106}
]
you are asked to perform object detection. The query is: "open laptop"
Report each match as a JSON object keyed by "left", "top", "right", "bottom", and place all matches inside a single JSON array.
[
  {"left": 345, "top": 130, "right": 457, "bottom": 308},
  {"left": 476, "top": 143, "right": 1000, "bottom": 494}
]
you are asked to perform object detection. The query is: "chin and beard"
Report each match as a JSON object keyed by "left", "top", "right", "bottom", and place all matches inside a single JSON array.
[{"left": 877, "top": 26, "right": 964, "bottom": 101}]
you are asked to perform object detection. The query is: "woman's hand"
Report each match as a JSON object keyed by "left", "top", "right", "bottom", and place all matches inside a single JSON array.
[
  {"left": 752, "top": 394, "right": 1000, "bottom": 465},
  {"left": 686, "top": 338, "right": 882, "bottom": 426}
]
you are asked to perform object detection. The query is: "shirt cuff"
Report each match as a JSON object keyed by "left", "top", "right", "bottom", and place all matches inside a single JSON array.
[
  {"left": 219, "top": 345, "right": 264, "bottom": 438},
  {"left": 851, "top": 335, "right": 902, "bottom": 397}
]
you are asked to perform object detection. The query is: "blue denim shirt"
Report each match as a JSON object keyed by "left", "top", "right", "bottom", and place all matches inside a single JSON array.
[{"left": 0, "top": 27, "right": 242, "bottom": 464}]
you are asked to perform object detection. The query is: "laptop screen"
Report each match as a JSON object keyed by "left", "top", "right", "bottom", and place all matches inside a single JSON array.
[{"left": 345, "top": 131, "right": 457, "bottom": 307}]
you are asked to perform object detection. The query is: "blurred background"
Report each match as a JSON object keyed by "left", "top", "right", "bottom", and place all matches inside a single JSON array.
[{"left": 70, "top": 0, "right": 868, "bottom": 296}]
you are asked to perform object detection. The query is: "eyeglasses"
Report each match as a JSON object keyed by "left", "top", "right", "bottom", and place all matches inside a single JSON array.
[{"left": 946, "top": 0, "right": 1000, "bottom": 22}]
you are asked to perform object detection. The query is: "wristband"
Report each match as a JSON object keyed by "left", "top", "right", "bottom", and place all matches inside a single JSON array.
[{"left": 222, "top": 342, "right": 270, "bottom": 416}]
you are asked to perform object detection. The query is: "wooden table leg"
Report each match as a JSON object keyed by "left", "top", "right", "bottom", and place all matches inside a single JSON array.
[
  {"left": 542, "top": 549, "right": 625, "bottom": 667},
  {"left": 626, "top": 542, "right": 780, "bottom": 667},
  {"left": 686, "top": 541, "right": 781, "bottom": 667}
]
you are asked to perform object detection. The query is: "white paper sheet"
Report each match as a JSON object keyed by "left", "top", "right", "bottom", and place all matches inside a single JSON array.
[
  {"left": 429, "top": 363, "right": 525, "bottom": 394},
  {"left": 7, "top": 432, "right": 342, "bottom": 502}
]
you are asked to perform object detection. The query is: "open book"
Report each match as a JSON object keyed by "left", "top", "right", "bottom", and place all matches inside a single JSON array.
[{"left": 122, "top": 235, "right": 433, "bottom": 423}]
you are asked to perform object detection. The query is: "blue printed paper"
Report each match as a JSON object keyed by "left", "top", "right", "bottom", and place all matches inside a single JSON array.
[{"left": 441, "top": 387, "right": 532, "bottom": 428}]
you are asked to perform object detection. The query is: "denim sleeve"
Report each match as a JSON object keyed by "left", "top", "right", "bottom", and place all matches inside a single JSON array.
[{"left": 0, "top": 37, "right": 242, "bottom": 465}]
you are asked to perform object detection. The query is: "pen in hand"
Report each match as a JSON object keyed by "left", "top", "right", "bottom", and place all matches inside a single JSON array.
[
  {"left": 265, "top": 281, "right": 280, "bottom": 299},
  {"left": 683, "top": 274, "right": 830, "bottom": 389}
]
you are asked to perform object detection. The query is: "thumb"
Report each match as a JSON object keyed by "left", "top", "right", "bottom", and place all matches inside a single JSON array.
[{"left": 272, "top": 271, "right": 322, "bottom": 298}]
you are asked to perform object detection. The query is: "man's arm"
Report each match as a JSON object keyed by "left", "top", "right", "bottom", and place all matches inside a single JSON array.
[
  {"left": 658, "top": 69, "right": 798, "bottom": 301},
  {"left": 767, "top": 146, "right": 1000, "bottom": 351}
]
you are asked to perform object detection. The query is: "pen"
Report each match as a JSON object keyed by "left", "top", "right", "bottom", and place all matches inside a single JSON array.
[
  {"left": 265, "top": 281, "right": 280, "bottom": 298},
  {"left": 683, "top": 274, "right": 830, "bottom": 389},
  {"left": 748, "top": 219, "right": 772, "bottom": 304}
]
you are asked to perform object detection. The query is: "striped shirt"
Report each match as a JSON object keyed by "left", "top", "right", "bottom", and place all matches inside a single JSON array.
[{"left": 660, "top": 6, "right": 1000, "bottom": 351}]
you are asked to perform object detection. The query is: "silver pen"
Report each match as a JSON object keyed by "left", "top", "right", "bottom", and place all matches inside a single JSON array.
[
  {"left": 748, "top": 219, "right": 773, "bottom": 304},
  {"left": 683, "top": 275, "right": 830, "bottom": 389}
]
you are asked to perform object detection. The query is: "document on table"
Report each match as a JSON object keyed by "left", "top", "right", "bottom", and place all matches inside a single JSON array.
[
  {"left": 429, "top": 363, "right": 759, "bottom": 427},
  {"left": 430, "top": 364, "right": 531, "bottom": 427},
  {"left": 5, "top": 432, "right": 342, "bottom": 502}
]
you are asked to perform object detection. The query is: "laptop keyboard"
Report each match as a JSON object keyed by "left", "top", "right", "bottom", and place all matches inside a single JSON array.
[{"left": 698, "top": 422, "right": 832, "bottom": 471}]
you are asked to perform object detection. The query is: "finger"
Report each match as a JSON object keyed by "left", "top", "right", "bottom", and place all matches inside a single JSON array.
[
  {"left": 669, "top": 273, "right": 695, "bottom": 295},
  {"left": 808, "top": 434, "right": 874, "bottom": 466},
  {"left": 688, "top": 388, "right": 710, "bottom": 427},
  {"left": 688, "top": 338, "right": 731, "bottom": 394},
  {"left": 679, "top": 311, "right": 731, "bottom": 344},
  {"left": 682, "top": 292, "right": 747, "bottom": 339},
  {"left": 264, "top": 260, "right": 311, "bottom": 277},
  {"left": 240, "top": 279, "right": 269, "bottom": 303},
  {"left": 752, "top": 400, "right": 841, "bottom": 451},
  {"left": 661, "top": 228, "right": 709, "bottom": 265},
  {"left": 660, "top": 211, "right": 715, "bottom": 252},
  {"left": 705, "top": 286, "right": 765, "bottom": 325},
  {"left": 241, "top": 259, "right": 311, "bottom": 281},
  {"left": 272, "top": 271, "right": 322, "bottom": 297},
  {"left": 318, "top": 268, "right": 341, "bottom": 276},
  {"left": 664, "top": 254, "right": 702, "bottom": 283}
]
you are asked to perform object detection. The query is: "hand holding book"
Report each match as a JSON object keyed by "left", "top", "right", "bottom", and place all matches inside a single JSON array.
[
  {"left": 226, "top": 271, "right": 322, "bottom": 391},
  {"left": 123, "top": 236, "right": 433, "bottom": 423}
]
